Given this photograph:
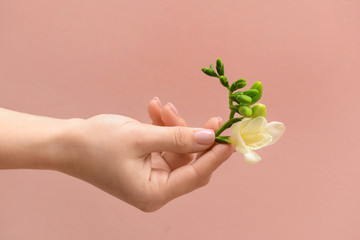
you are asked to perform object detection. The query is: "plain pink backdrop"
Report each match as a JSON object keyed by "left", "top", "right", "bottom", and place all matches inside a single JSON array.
[{"left": 1, "top": 0, "right": 360, "bottom": 239}]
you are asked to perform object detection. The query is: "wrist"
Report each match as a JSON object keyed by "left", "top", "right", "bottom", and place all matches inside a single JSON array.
[
  {"left": 0, "top": 108, "right": 86, "bottom": 172},
  {"left": 48, "top": 117, "right": 85, "bottom": 173}
]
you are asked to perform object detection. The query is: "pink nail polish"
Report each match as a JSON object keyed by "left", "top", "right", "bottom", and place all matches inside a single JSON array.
[
  {"left": 168, "top": 102, "right": 179, "bottom": 116},
  {"left": 153, "top": 97, "right": 162, "bottom": 106},
  {"left": 194, "top": 130, "right": 215, "bottom": 145}
]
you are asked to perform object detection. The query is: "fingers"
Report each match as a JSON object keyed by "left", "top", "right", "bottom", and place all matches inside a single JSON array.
[
  {"left": 148, "top": 97, "right": 163, "bottom": 126},
  {"left": 147, "top": 98, "right": 194, "bottom": 170},
  {"left": 160, "top": 103, "right": 187, "bottom": 127},
  {"left": 196, "top": 117, "right": 223, "bottom": 159},
  {"left": 148, "top": 97, "right": 186, "bottom": 127},
  {"left": 136, "top": 124, "right": 215, "bottom": 154},
  {"left": 204, "top": 117, "right": 222, "bottom": 132},
  {"left": 164, "top": 143, "right": 235, "bottom": 200},
  {"left": 159, "top": 102, "right": 194, "bottom": 170}
]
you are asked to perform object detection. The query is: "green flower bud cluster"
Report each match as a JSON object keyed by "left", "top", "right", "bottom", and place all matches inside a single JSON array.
[
  {"left": 201, "top": 59, "right": 228, "bottom": 88},
  {"left": 201, "top": 58, "right": 267, "bottom": 143}
]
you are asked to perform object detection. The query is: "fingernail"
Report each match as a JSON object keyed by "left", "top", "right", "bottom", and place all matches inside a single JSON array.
[
  {"left": 168, "top": 102, "right": 179, "bottom": 116},
  {"left": 218, "top": 116, "right": 223, "bottom": 127},
  {"left": 153, "top": 97, "right": 162, "bottom": 106},
  {"left": 194, "top": 129, "right": 215, "bottom": 145}
]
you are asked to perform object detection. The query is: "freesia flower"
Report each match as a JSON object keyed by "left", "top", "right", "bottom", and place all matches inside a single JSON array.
[
  {"left": 202, "top": 59, "right": 285, "bottom": 164},
  {"left": 230, "top": 116, "right": 285, "bottom": 164}
]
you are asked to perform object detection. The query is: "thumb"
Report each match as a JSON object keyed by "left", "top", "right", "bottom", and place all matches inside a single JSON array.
[{"left": 135, "top": 124, "right": 215, "bottom": 154}]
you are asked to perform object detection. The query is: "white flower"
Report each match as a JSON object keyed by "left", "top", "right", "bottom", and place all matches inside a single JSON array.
[{"left": 230, "top": 116, "right": 285, "bottom": 164}]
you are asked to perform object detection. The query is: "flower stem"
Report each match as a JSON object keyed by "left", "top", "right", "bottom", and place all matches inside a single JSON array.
[
  {"left": 215, "top": 117, "right": 243, "bottom": 137},
  {"left": 228, "top": 89, "right": 235, "bottom": 119},
  {"left": 229, "top": 110, "right": 235, "bottom": 119}
]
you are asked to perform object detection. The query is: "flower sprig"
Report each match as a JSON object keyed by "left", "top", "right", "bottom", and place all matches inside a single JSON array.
[
  {"left": 201, "top": 59, "right": 266, "bottom": 143},
  {"left": 201, "top": 59, "right": 285, "bottom": 164}
]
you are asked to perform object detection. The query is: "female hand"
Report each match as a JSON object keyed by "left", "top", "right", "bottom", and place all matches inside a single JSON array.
[
  {"left": 59, "top": 98, "right": 234, "bottom": 212},
  {"left": 0, "top": 101, "right": 234, "bottom": 212}
]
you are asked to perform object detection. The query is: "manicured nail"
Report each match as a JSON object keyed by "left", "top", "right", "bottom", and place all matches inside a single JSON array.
[
  {"left": 194, "top": 129, "right": 215, "bottom": 145},
  {"left": 153, "top": 97, "right": 162, "bottom": 106},
  {"left": 168, "top": 102, "right": 179, "bottom": 116},
  {"left": 217, "top": 116, "right": 223, "bottom": 127}
]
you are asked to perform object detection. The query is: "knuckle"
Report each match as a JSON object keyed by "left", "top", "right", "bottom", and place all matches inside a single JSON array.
[
  {"left": 173, "top": 127, "right": 187, "bottom": 149},
  {"left": 132, "top": 136, "right": 145, "bottom": 148}
]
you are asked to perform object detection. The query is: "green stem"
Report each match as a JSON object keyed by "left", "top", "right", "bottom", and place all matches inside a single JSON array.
[
  {"left": 229, "top": 110, "right": 235, "bottom": 119},
  {"left": 215, "top": 117, "right": 243, "bottom": 137},
  {"left": 228, "top": 90, "right": 235, "bottom": 119}
]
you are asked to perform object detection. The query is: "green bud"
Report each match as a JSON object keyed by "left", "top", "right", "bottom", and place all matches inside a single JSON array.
[
  {"left": 201, "top": 68, "right": 218, "bottom": 77},
  {"left": 216, "top": 58, "right": 224, "bottom": 76},
  {"left": 235, "top": 94, "right": 252, "bottom": 104},
  {"left": 250, "top": 81, "right": 263, "bottom": 104},
  {"left": 230, "top": 79, "right": 247, "bottom": 92},
  {"left": 252, "top": 103, "right": 267, "bottom": 118},
  {"left": 219, "top": 76, "right": 229, "bottom": 88},
  {"left": 243, "top": 89, "right": 259, "bottom": 97},
  {"left": 239, "top": 106, "right": 253, "bottom": 117}
]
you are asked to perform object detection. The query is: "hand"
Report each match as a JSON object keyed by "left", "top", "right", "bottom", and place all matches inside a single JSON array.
[
  {"left": 56, "top": 99, "right": 235, "bottom": 212},
  {"left": 147, "top": 97, "right": 223, "bottom": 170}
]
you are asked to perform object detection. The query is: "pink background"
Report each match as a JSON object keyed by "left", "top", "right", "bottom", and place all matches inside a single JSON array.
[{"left": 1, "top": 0, "right": 360, "bottom": 239}]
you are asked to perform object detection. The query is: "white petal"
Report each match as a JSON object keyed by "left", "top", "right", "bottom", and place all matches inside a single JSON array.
[
  {"left": 233, "top": 133, "right": 248, "bottom": 153},
  {"left": 230, "top": 118, "right": 251, "bottom": 147},
  {"left": 231, "top": 118, "right": 251, "bottom": 137},
  {"left": 243, "top": 151, "right": 262, "bottom": 164},
  {"left": 263, "top": 121, "right": 286, "bottom": 146},
  {"left": 242, "top": 116, "right": 267, "bottom": 135},
  {"left": 243, "top": 133, "right": 272, "bottom": 150}
]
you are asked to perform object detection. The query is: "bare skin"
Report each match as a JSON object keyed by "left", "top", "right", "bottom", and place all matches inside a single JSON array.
[{"left": 0, "top": 98, "right": 234, "bottom": 212}]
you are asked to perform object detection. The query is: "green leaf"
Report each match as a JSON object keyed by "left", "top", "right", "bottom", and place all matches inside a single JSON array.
[{"left": 215, "top": 136, "right": 231, "bottom": 143}]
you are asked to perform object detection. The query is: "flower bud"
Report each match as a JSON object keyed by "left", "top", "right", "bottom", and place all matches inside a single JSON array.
[
  {"left": 235, "top": 94, "right": 252, "bottom": 104},
  {"left": 216, "top": 58, "right": 224, "bottom": 76},
  {"left": 252, "top": 103, "right": 267, "bottom": 118},
  {"left": 219, "top": 76, "right": 229, "bottom": 88},
  {"left": 201, "top": 68, "right": 218, "bottom": 77},
  {"left": 230, "top": 79, "right": 247, "bottom": 92},
  {"left": 239, "top": 106, "right": 253, "bottom": 117},
  {"left": 243, "top": 89, "right": 259, "bottom": 97},
  {"left": 250, "top": 81, "right": 263, "bottom": 103}
]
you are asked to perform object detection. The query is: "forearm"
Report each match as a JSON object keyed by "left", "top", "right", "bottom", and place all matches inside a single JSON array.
[{"left": 0, "top": 108, "right": 77, "bottom": 171}]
